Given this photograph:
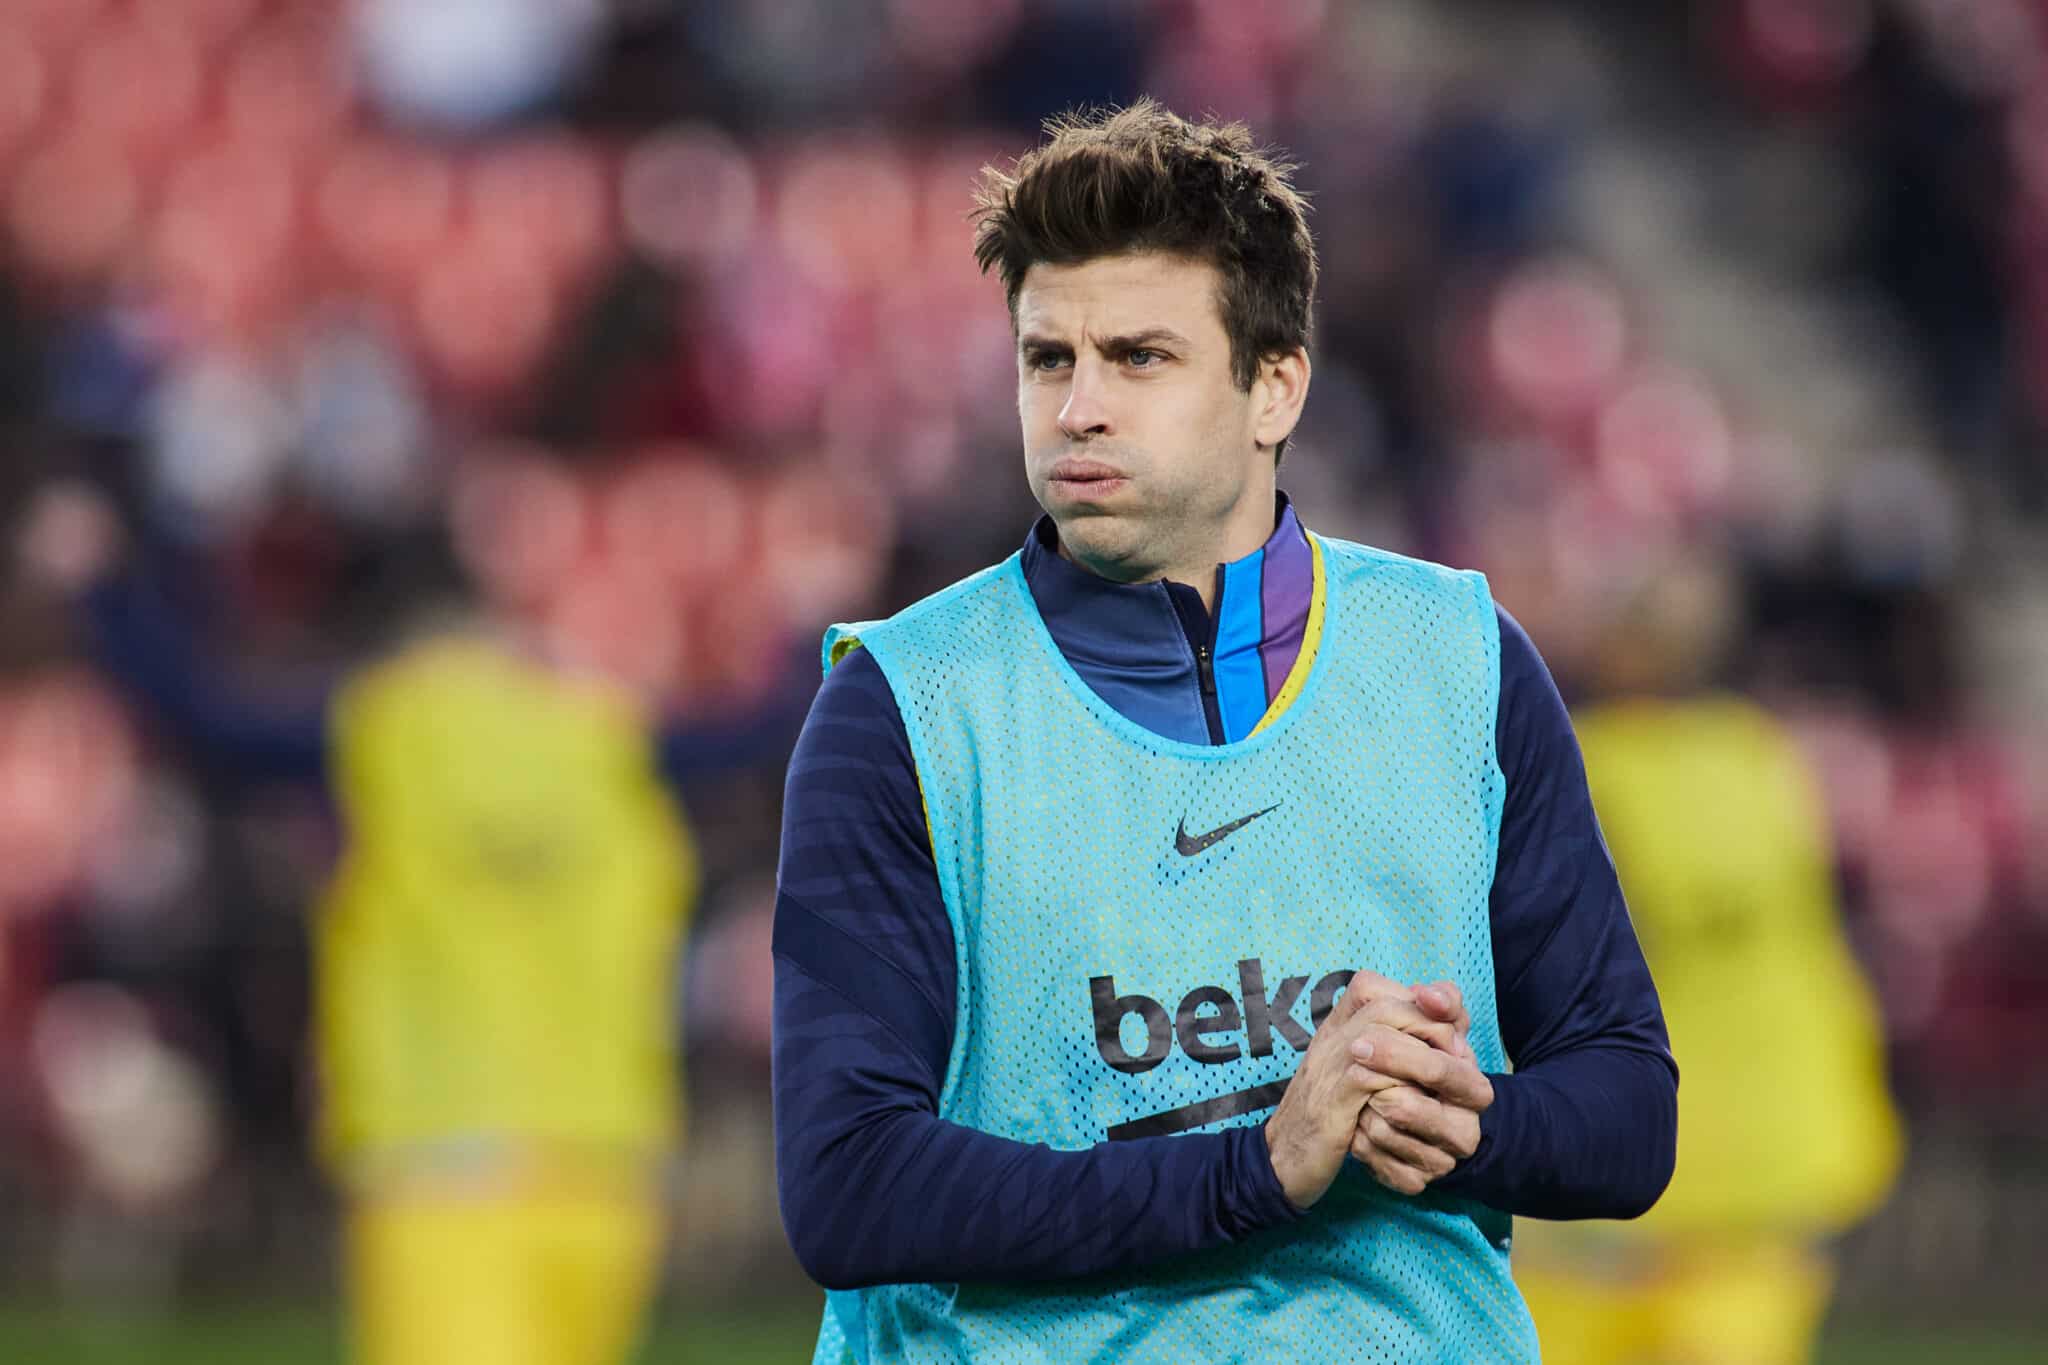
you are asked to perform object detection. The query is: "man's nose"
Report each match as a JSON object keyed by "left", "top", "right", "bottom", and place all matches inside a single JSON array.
[{"left": 1057, "top": 360, "right": 1113, "bottom": 440}]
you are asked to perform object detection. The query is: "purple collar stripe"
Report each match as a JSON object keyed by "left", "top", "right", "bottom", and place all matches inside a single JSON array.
[
  {"left": 1211, "top": 498, "right": 1313, "bottom": 742},
  {"left": 1257, "top": 502, "right": 1312, "bottom": 706}
]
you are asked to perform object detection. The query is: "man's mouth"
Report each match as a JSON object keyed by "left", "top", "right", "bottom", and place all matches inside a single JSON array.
[{"left": 1048, "top": 458, "right": 1129, "bottom": 496}]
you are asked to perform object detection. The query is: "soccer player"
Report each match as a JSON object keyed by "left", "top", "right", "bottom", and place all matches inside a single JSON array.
[
  {"left": 772, "top": 101, "right": 1677, "bottom": 1362},
  {"left": 1513, "top": 562, "right": 1901, "bottom": 1365},
  {"left": 25, "top": 488, "right": 801, "bottom": 1365},
  {"left": 312, "top": 633, "right": 689, "bottom": 1365}
]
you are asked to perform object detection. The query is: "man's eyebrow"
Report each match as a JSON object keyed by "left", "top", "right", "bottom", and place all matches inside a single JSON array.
[
  {"left": 1017, "top": 328, "right": 1196, "bottom": 355},
  {"left": 1094, "top": 328, "right": 1193, "bottom": 353}
]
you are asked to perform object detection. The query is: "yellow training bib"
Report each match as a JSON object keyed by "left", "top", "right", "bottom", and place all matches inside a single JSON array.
[
  {"left": 315, "top": 636, "right": 696, "bottom": 1170},
  {"left": 1575, "top": 696, "right": 1900, "bottom": 1237}
]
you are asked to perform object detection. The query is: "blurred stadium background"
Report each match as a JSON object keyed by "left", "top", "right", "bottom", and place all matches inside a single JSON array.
[{"left": 0, "top": 0, "right": 2045, "bottom": 1360}]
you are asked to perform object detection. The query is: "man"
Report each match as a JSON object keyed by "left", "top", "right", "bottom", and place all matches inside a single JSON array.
[
  {"left": 1514, "top": 560, "right": 1900, "bottom": 1365},
  {"left": 314, "top": 631, "right": 692, "bottom": 1365},
  {"left": 773, "top": 100, "right": 1676, "bottom": 1363},
  {"left": 19, "top": 482, "right": 797, "bottom": 1365}
]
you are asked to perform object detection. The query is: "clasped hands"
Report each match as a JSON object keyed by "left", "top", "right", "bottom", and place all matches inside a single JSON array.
[{"left": 1264, "top": 971, "right": 1492, "bottom": 1210}]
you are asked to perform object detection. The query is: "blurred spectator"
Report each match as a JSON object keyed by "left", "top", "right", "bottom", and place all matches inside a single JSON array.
[
  {"left": 1515, "top": 556, "right": 1902, "bottom": 1365},
  {"left": 16, "top": 481, "right": 802, "bottom": 1364}
]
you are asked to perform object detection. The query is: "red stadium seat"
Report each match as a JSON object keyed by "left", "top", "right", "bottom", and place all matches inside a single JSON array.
[
  {"left": 13, "top": 0, "right": 112, "bottom": 54},
  {"left": 777, "top": 141, "right": 916, "bottom": 293},
  {"left": 542, "top": 566, "right": 685, "bottom": 701},
  {"left": 222, "top": 19, "right": 354, "bottom": 154},
  {"left": 67, "top": 15, "right": 204, "bottom": 160},
  {"left": 149, "top": 139, "right": 302, "bottom": 340},
  {"left": 318, "top": 139, "right": 457, "bottom": 282},
  {"left": 134, "top": 0, "right": 267, "bottom": 51},
  {"left": 0, "top": 675, "right": 138, "bottom": 920},
  {"left": 8, "top": 125, "right": 141, "bottom": 281},
  {"left": 449, "top": 449, "right": 591, "bottom": 608},
  {"left": 412, "top": 227, "right": 558, "bottom": 397},
  {"left": 619, "top": 125, "right": 759, "bottom": 268},
  {"left": 1486, "top": 261, "right": 1632, "bottom": 429},
  {"left": 916, "top": 140, "right": 1007, "bottom": 298},
  {"left": 1592, "top": 368, "right": 1734, "bottom": 520},
  {"left": 754, "top": 464, "right": 891, "bottom": 623},
  {"left": 598, "top": 453, "right": 748, "bottom": 593},
  {"left": 466, "top": 135, "right": 613, "bottom": 284},
  {"left": 0, "top": 23, "right": 51, "bottom": 175}
]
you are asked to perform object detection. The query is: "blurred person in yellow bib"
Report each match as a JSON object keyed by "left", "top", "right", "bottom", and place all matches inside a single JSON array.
[
  {"left": 1512, "top": 559, "right": 1902, "bottom": 1365},
  {"left": 25, "top": 481, "right": 802, "bottom": 1365},
  {"left": 319, "top": 635, "right": 693, "bottom": 1365}
]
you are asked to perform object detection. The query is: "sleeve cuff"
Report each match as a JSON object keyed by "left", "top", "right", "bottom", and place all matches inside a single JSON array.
[
  {"left": 1225, "top": 1123, "right": 1307, "bottom": 1235},
  {"left": 1431, "top": 1071, "right": 1517, "bottom": 1200}
]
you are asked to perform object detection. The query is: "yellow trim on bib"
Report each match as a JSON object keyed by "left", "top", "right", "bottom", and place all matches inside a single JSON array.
[{"left": 1249, "top": 532, "right": 1327, "bottom": 738}]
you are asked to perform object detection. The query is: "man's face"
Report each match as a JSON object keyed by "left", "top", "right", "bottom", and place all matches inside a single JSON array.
[{"left": 1014, "top": 252, "right": 1274, "bottom": 584}]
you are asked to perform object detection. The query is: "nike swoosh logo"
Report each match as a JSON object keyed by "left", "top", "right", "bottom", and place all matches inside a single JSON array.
[{"left": 1173, "top": 802, "right": 1282, "bottom": 857}]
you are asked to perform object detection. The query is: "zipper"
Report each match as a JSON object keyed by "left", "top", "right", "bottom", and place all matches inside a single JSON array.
[
  {"left": 1194, "top": 640, "right": 1224, "bottom": 745},
  {"left": 1197, "top": 563, "right": 1226, "bottom": 744},
  {"left": 1163, "top": 575, "right": 1228, "bottom": 745}
]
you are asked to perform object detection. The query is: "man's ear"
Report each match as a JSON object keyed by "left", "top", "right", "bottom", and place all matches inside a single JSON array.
[{"left": 1252, "top": 348, "right": 1310, "bottom": 450}]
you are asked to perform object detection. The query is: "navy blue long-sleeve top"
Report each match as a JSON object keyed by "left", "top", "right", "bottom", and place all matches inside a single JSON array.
[{"left": 774, "top": 502, "right": 1676, "bottom": 1290}]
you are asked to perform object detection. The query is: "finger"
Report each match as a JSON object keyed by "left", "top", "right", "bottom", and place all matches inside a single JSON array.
[
  {"left": 1344, "top": 1059, "right": 1406, "bottom": 1098},
  {"left": 1325, "top": 972, "right": 1372, "bottom": 1024},
  {"left": 1352, "top": 1027, "right": 1494, "bottom": 1109},
  {"left": 1369, "top": 1160, "right": 1429, "bottom": 1197},
  {"left": 1328, "top": 968, "right": 1410, "bottom": 1024},
  {"left": 1410, "top": 982, "right": 1475, "bottom": 1063},
  {"left": 1413, "top": 980, "right": 1470, "bottom": 1032},
  {"left": 1350, "top": 1000, "right": 1462, "bottom": 1058},
  {"left": 1356, "top": 1111, "right": 1459, "bottom": 1180},
  {"left": 1347, "top": 1134, "right": 1437, "bottom": 1195},
  {"left": 1348, "top": 1121, "right": 1426, "bottom": 1174},
  {"left": 1367, "top": 1086, "right": 1482, "bottom": 1159},
  {"left": 1346, "top": 968, "right": 1407, "bottom": 1001}
]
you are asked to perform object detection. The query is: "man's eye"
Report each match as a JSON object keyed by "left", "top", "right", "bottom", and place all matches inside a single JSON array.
[
  {"left": 1029, "top": 352, "right": 1069, "bottom": 372},
  {"left": 1127, "top": 348, "right": 1161, "bottom": 368}
]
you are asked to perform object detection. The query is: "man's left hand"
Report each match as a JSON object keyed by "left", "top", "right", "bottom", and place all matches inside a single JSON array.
[{"left": 1347, "top": 979, "right": 1493, "bottom": 1196}]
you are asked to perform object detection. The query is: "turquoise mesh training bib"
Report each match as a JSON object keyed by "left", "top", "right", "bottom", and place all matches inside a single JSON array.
[{"left": 810, "top": 534, "right": 1538, "bottom": 1364}]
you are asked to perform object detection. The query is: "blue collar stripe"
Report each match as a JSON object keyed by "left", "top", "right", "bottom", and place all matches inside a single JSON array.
[{"left": 1212, "top": 551, "right": 1271, "bottom": 743}]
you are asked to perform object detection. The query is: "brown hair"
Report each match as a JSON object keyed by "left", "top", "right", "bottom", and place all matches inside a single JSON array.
[{"left": 972, "top": 99, "right": 1317, "bottom": 398}]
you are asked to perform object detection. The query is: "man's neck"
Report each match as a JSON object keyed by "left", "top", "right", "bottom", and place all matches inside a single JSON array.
[
  {"left": 1021, "top": 494, "right": 1311, "bottom": 747},
  {"left": 1054, "top": 496, "right": 1281, "bottom": 615}
]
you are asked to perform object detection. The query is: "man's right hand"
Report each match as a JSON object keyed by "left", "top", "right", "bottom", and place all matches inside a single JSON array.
[
  {"left": 1343, "top": 979, "right": 1492, "bottom": 1196},
  {"left": 1263, "top": 971, "right": 1468, "bottom": 1210}
]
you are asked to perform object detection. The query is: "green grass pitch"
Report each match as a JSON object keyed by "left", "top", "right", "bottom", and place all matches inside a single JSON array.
[{"left": 1, "top": 1301, "right": 2041, "bottom": 1363}]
